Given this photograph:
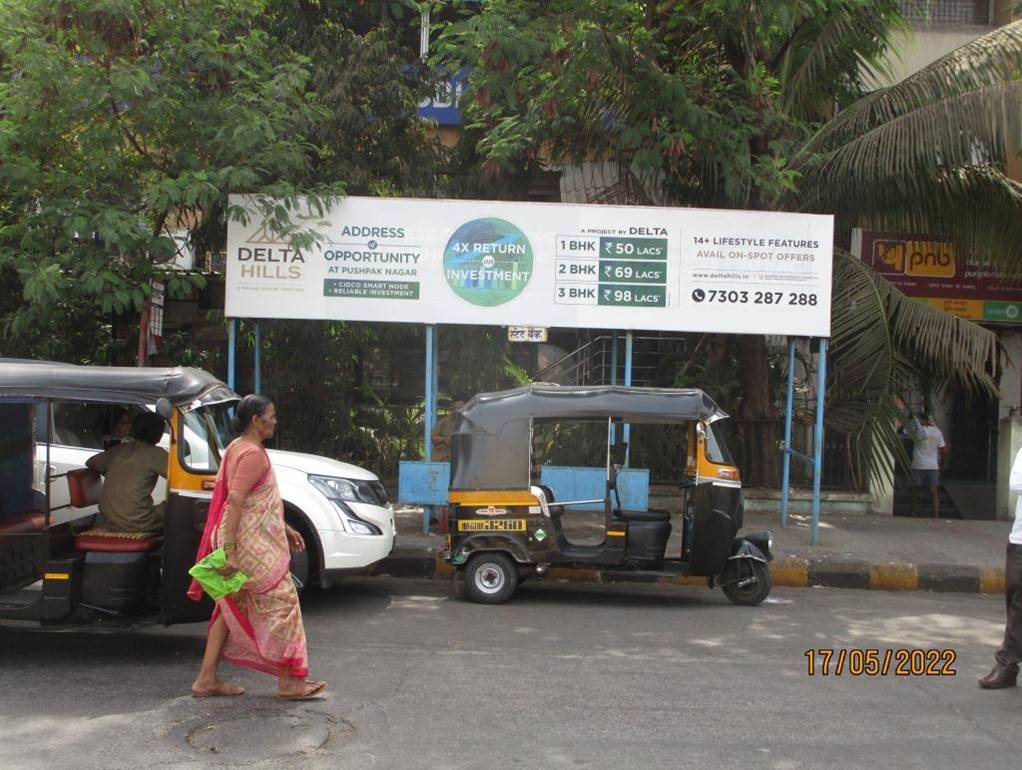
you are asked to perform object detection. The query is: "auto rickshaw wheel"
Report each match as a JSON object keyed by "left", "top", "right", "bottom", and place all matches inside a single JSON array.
[
  {"left": 464, "top": 552, "right": 517, "bottom": 604},
  {"left": 721, "top": 559, "right": 772, "bottom": 606}
]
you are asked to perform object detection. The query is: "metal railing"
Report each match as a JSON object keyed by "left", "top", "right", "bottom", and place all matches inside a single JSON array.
[
  {"left": 897, "top": 0, "right": 991, "bottom": 26},
  {"left": 533, "top": 332, "right": 689, "bottom": 387}
]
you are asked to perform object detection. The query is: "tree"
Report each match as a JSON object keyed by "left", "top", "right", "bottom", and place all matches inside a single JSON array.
[
  {"left": 436, "top": 1, "right": 1014, "bottom": 487},
  {"left": 0, "top": 0, "right": 340, "bottom": 362},
  {"left": 262, "top": 0, "right": 444, "bottom": 197}
]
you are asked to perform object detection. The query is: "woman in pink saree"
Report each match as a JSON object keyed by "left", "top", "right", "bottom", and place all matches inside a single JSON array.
[{"left": 190, "top": 395, "right": 327, "bottom": 700}]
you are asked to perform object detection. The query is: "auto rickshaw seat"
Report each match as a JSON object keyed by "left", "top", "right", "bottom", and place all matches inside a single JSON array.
[
  {"left": 74, "top": 529, "right": 161, "bottom": 553},
  {"left": 616, "top": 508, "right": 671, "bottom": 522},
  {"left": 75, "top": 529, "right": 160, "bottom": 611}
]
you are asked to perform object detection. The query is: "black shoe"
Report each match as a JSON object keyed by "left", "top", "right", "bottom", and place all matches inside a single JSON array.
[{"left": 978, "top": 667, "right": 1018, "bottom": 689}]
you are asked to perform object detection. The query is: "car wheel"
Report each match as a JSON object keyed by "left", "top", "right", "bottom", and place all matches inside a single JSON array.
[
  {"left": 721, "top": 559, "right": 772, "bottom": 606},
  {"left": 464, "top": 552, "right": 517, "bottom": 604}
]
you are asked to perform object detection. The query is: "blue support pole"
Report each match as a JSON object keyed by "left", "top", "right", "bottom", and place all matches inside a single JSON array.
[
  {"left": 431, "top": 328, "right": 440, "bottom": 422},
  {"left": 811, "top": 338, "right": 828, "bottom": 546},
  {"left": 253, "top": 322, "right": 262, "bottom": 395},
  {"left": 623, "top": 330, "right": 633, "bottom": 466},
  {"left": 227, "top": 318, "right": 237, "bottom": 391},
  {"left": 610, "top": 331, "right": 619, "bottom": 444},
  {"left": 424, "top": 325, "right": 435, "bottom": 462},
  {"left": 780, "top": 338, "right": 796, "bottom": 528},
  {"left": 423, "top": 324, "right": 437, "bottom": 535}
]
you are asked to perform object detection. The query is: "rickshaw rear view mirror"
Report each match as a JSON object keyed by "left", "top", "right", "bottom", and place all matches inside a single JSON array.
[
  {"left": 155, "top": 397, "right": 175, "bottom": 442},
  {"left": 155, "top": 398, "right": 173, "bottom": 421}
]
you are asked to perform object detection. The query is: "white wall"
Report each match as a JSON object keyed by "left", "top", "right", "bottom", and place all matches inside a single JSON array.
[
  {"left": 998, "top": 330, "right": 1022, "bottom": 420},
  {"left": 870, "top": 25, "right": 992, "bottom": 87}
]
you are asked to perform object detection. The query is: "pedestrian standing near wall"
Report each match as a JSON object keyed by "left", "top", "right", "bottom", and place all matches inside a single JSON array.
[
  {"left": 980, "top": 445, "right": 1022, "bottom": 689},
  {"left": 431, "top": 398, "right": 465, "bottom": 462},
  {"left": 909, "top": 413, "right": 948, "bottom": 518}
]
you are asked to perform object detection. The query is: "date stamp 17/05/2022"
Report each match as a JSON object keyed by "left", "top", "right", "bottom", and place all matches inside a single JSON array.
[{"left": 805, "top": 649, "right": 957, "bottom": 677}]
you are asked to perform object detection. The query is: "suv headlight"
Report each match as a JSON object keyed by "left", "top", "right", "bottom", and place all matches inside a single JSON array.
[
  {"left": 307, "top": 475, "right": 388, "bottom": 506},
  {"left": 308, "top": 475, "right": 386, "bottom": 535}
]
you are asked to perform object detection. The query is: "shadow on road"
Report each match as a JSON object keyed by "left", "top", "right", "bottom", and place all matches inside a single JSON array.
[
  {"left": 510, "top": 580, "right": 724, "bottom": 610},
  {"left": 0, "top": 622, "right": 204, "bottom": 663}
]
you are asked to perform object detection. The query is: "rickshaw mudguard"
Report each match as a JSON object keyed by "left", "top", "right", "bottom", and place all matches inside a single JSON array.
[
  {"left": 729, "top": 537, "right": 772, "bottom": 564},
  {"left": 450, "top": 534, "right": 533, "bottom": 565}
]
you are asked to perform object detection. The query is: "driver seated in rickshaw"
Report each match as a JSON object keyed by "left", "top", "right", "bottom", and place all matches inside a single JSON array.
[{"left": 85, "top": 412, "right": 168, "bottom": 533}]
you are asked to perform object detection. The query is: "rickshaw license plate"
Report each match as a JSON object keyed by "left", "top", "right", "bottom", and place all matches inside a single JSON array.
[{"left": 457, "top": 519, "right": 527, "bottom": 532}]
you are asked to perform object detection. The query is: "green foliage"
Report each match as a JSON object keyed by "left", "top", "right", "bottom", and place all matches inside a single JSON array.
[
  {"left": 0, "top": 0, "right": 444, "bottom": 363},
  {"left": 264, "top": 0, "right": 444, "bottom": 197},
  {"left": 438, "top": 1, "right": 1015, "bottom": 489},
  {"left": 799, "top": 22, "right": 1022, "bottom": 271},
  {"left": 439, "top": 325, "right": 527, "bottom": 399},
  {"left": 436, "top": 0, "right": 899, "bottom": 207}
]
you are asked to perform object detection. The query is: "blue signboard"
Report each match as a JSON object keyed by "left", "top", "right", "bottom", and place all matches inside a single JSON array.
[{"left": 417, "top": 69, "right": 468, "bottom": 126}]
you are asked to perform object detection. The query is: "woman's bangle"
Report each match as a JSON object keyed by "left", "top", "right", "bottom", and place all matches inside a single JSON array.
[{"left": 223, "top": 543, "right": 237, "bottom": 553}]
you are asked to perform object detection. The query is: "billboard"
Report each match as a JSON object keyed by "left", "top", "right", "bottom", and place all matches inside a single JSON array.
[
  {"left": 226, "top": 196, "right": 834, "bottom": 337},
  {"left": 854, "top": 229, "right": 1022, "bottom": 324}
]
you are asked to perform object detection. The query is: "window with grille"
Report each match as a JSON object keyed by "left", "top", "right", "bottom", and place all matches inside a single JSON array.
[{"left": 898, "top": 0, "right": 991, "bottom": 25}]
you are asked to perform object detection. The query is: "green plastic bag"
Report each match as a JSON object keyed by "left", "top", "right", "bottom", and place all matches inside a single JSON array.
[{"left": 188, "top": 548, "right": 248, "bottom": 600}]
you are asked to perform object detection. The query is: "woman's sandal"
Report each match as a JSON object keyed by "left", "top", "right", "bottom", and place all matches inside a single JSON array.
[
  {"left": 192, "top": 682, "right": 246, "bottom": 698},
  {"left": 277, "top": 680, "right": 327, "bottom": 701}
]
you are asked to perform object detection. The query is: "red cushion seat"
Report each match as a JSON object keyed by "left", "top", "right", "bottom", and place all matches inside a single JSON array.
[
  {"left": 68, "top": 468, "right": 103, "bottom": 508},
  {"left": 0, "top": 511, "right": 46, "bottom": 542},
  {"left": 74, "top": 529, "right": 161, "bottom": 553}
]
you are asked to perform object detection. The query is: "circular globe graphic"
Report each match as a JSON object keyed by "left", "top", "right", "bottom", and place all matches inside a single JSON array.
[{"left": 442, "top": 218, "right": 534, "bottom": 306}]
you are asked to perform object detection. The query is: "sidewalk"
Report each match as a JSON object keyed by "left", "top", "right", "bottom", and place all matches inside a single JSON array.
[{"left": 376, "top": 507, "right": 1014, "bottom": 594}]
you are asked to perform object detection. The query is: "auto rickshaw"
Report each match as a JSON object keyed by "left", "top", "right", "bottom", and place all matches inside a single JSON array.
[
  {"left": 444, "top": 384, "right": 773, "bottom": 606},
  {"left": 0, "top": 361, "right": 394, "bottom": 628}
]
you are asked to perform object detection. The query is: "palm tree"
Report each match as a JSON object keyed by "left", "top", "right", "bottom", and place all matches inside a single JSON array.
[
  {"left": 795, "top": 22, "right": 1021, "bottom": 488},
  {"left": 438, "top": 2, "right": 1018, "bottom": 490}
]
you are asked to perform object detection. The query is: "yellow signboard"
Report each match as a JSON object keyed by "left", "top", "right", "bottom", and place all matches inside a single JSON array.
[
  {"left": 877, "top": 239, "right": 955, "bottom": 278},
  {"left": 457, "top": 519, "right": 527, "bottom": 533},
  {"left": 921, "top": 298, "right": 983, "bottom": 319}
]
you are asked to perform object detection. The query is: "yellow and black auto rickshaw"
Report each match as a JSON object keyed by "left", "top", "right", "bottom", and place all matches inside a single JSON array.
[
  {"left": 0, "top": 361, "right": 239, "bottom": 626},
  {"left": 444, "top": 384, "right": 773, "bottom": 606}
]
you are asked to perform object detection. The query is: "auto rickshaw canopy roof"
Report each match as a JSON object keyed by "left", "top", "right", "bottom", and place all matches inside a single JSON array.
[
  {"left": 0, "top": 360, "right": 238, "bottom": 407},
  {"left": 457, "top": 384, "right": 725, "bottom": 433},
  {"left": 449, "top": 384, "right": 725, "bottom": 491}
]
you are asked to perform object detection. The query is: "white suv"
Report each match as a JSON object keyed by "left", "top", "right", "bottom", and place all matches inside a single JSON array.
[{"left": 36, "top": 400, "right": 395, "bottom": 590}]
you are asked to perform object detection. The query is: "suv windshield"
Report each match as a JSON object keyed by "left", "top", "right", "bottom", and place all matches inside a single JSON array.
[{"left": 181, "top": 401, "right": 235, "bottom": 473}]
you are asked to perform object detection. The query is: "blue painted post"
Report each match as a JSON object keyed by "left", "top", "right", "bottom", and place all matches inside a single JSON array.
[
  {"left": 431, "top": 327, "right": 439, "bottom": 418},
  {"left": 424, "top": 325, "right": 435, "bottom": 463},
  {"left": 610, "top": 332, "right": 618, "bottom": 444},
  {"left": 811, "top": 338, "right": 828, "bottom": 546},
  {"left": 253, "top": 322, "right": 262, "bottom": 395},
  {"left": 227, "top": 319, "right": 237, "bottom": 391},
  {"left": 423, "top": 324, "right": 437, "bottom": 535},
  {"left": 623, "top": 330, "right": 633, "bottom": 466},
  {"left": 780, "top": 338, "right": 796, "bottom": 528}
]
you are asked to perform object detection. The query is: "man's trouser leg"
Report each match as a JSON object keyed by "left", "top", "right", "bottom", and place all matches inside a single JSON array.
[{"left": 994, "top": 543, "right": 1022, "bottom": 672}]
